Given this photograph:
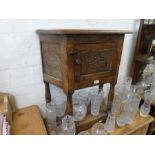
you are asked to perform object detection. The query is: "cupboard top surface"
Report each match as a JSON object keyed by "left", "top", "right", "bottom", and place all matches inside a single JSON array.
[{"left": 36, "top": 29, "right": 132, "bottom": 35}]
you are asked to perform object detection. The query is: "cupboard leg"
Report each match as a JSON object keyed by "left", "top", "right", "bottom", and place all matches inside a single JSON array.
[
  {"left": 44, "top": 81, "right": 51, "bottom": 104},
  {"left": 66, "top": 93, "right": 73, "bottom": 115},
  {"left": 107, "top": 83, "right": 115, "bottom": 111}
]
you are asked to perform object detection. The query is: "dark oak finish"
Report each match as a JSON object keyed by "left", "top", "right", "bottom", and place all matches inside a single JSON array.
[{"left": 37, "top": 29, "right": 129, "bottom": 130}]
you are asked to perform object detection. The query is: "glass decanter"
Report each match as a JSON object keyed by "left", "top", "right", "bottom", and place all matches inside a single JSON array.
[{"left": 140, "top": 90, "right": 153, "bottom": 117}]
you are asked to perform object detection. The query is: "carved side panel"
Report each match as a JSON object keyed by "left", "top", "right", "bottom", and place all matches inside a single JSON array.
[{"left": 41, "top": 43, "right": 62, "bottom": 80}]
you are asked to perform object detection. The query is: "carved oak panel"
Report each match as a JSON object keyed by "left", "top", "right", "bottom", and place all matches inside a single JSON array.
[{"left": 41, "top": 43, "right": 62, "bottom": 80}]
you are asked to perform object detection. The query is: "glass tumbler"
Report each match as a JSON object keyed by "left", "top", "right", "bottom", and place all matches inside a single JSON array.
[
  {"left": 92, "top": 123, "right": 106, "bottom": 135},
  {"left": 73, "top": 101, "right": 87, "bottom": 121},
  {"left": 140, "top": 90, "right": 153, "bottom": 117},
  {"left": 78, "top": 90, "right": 90, "bottom": 107},
  {"left": 61, "top": 115, "right": 75, "bottom": 135},
  {"left": 126, "top": 93, "right": 141, "bottom": 124},
  {"left": 52, "top": 97, "right": 66, "bottom": 117},
  {"left": 72, "top": 93, "right": 87, "bottom": 121},
  {"left": 90, "top": 89, "right": 103, "bottom": 116}
]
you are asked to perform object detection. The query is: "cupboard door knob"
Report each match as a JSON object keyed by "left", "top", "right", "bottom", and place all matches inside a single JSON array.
[{"left": 75, "top": 59, "right": 81, "bottom": 65}]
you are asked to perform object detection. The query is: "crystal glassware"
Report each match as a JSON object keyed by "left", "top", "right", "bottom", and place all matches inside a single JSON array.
[
  {"left": 116, "top": 110, "right": 127, "bottom": 127},
  {"left": 61, "top": 115, "right": 75, "bottom": 135},
  {"left": 52, "top": 97, "right": 67, "bottom": 117},
  {"left": 91, "top": 123, "right": 106, "bottom": 135},
  {"left": 111, "top": 84, "right": 125, "bottom": 115},
  {"left": 126, "top": 93, "right": 141, "bottom": 124},
  {"left": 140, "top": 90, "right": 153, "bottom": 117},
  {"left": 78, "top": 90, "right": 90, "bottom": 107},
  {"left": 116, "top": 91, "right": 141, "bottom": 127},
  {"left": 72, "top": 92, "right": 87, "bottom": 121},
  {"left": 78, "top": 131, "right": 90, "bottom": 135},
  {"left": 117, "top": 75, "right": 132, "bottom": 90},
  {"left": 90, "top": 88, "right": 104, "bottom": 116},
  {"left": 73, "top": 101, "right": 87, "bottom": 121},
  {"left": 46, "top": 102, "right": 57, "bottom": 134},
  {"left": 104, "top": 112, "right": 115, "bottom": 133}
]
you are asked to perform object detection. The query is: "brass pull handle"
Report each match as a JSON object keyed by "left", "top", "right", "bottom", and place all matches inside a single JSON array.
[{"left": 75, "top": 59, "right": 81, "bottom": 65}]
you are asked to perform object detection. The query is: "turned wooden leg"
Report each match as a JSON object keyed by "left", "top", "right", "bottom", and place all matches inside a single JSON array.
[
  {"left": 44, "top": 81, "right": 51, "bottom": 104},
  {"left": 66, "top": 93, "right": 73, "bottom": 115},
  {"left": 107, "top": 83, "right": 115, "bottom": 111}
]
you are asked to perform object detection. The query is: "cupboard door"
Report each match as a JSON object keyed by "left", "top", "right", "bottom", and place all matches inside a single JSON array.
[{"left": 73, "top": 34, "right": 124, "bottom": 85}]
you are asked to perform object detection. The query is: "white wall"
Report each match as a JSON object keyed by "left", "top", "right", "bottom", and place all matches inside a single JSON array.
[{"left": 0, "top": 19, "right": 140, "bottom": 115}]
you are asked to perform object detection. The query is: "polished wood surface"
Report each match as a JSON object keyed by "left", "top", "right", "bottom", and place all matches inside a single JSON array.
[{"left": 85, "top": 112, "right": 154, "bottom": 135}]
